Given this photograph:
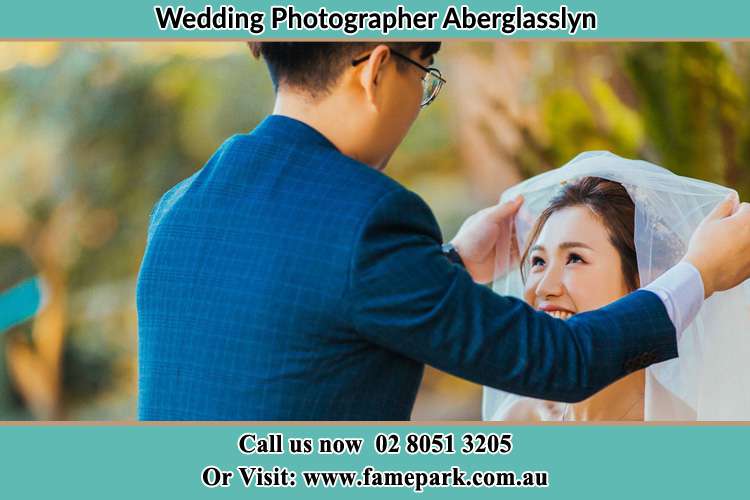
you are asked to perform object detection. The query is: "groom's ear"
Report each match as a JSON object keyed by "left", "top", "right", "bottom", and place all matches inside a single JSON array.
[{"left": 356, "top": 45, "right": 391, "bottom": 109}]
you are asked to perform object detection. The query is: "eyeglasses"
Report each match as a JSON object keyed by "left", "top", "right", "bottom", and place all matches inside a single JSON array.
[{"left": 351, "top": 49, "right": 446, "bottom": 108}]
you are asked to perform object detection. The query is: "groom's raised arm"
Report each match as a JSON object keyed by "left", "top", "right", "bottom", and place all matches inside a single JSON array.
[{"left": 347, "top": 187, "right": 746, "bottom": 403}]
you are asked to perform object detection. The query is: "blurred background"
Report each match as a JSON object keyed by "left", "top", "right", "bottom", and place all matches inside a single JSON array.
[{"left": 0, "top": 41, "right": 748, "bottom": 420}]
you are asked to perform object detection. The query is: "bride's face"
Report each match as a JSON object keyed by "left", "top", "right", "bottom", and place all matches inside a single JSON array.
[{"left": 523, "top": 205, "right": 631, "bottom": 319}]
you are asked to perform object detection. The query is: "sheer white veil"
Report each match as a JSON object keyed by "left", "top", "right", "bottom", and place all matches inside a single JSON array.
[{"left": 483, "top": 151, "right": 750, "bottom": 421}]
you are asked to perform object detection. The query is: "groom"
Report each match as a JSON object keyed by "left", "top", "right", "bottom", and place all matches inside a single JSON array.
[{"left": 137, "top": 42, "right": 750, "bottom": 420}]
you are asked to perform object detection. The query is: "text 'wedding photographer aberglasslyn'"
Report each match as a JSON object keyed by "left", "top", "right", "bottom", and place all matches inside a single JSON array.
[{"left": 153, "top": 4, "right": 597, "bottom": 36}]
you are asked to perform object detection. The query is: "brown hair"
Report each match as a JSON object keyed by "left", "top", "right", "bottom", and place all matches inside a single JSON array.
[
  {"left": 247, "top": 42, "right": 441, "bottom": 96},
  {"left": 520, "top": 177, "right": 639, "bottom": 291}
]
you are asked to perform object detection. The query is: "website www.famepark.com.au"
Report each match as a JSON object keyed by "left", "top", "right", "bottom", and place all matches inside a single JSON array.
[{"left": 215, "top": 465, "right": 549, "bottom": 493}]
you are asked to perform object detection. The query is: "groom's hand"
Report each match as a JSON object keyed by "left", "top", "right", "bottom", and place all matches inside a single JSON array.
[
  {"left": 451, "top": 196, "right": 524, "bottom": 284},
  {"left": 684, "top": 192, "right": 750, "bottom": 298}
]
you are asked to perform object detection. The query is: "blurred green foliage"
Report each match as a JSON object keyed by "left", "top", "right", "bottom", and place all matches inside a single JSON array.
[{"left": 624, "top": 43, "right": 750, "bottom": 192}]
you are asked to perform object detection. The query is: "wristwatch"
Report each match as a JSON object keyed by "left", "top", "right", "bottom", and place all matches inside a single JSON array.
[{"left": 441, "top": 243, "right": 465, "bottom": 268}]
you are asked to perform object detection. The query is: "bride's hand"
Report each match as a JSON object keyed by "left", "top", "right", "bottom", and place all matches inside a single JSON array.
[
  {"left": 684, "top": 192, "right": 750, "bottom": 298},
  {"left": 451, "top": 196, "right": 523, "bottom": 284}
]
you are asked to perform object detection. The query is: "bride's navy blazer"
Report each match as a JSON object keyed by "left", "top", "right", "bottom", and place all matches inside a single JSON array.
[{"left": 137, "top": 115, "right": 678, "bottom": 420}]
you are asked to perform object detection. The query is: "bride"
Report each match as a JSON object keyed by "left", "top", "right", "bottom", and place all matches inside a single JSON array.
[{"left": 484, "top": 151, "right": 750, "bottom": 421}]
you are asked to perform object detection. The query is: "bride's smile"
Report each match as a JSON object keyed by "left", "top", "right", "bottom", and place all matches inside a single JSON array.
[{"left": 539, "top": 307, "right": 574, "bottom": 320}]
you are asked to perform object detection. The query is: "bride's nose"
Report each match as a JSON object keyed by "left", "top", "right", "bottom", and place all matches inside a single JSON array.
[{"left": 536, "top": 265, "right": 564, "bottom": 299}]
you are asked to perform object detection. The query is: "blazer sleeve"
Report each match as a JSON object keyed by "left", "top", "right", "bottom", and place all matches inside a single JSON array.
[{"left": 347, "top": 188, "right": 678, "bottom": 403}]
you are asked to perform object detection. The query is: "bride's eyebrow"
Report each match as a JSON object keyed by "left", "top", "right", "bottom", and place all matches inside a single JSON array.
[{"left": 558, "top": 241, "right": 593, "bottom": 250}]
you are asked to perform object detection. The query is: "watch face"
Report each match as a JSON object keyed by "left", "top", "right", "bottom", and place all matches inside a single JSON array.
[{"left": 442, "top": 244, "right": 463, "bottom": 266}]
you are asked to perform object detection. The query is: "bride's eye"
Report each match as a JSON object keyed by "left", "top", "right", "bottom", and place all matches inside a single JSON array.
[
  {"left": 530, "top": 256, "right": 545, "bottom": 269},
  {"left": 567, "top": 253, "right": 585, "bottom": 264}
]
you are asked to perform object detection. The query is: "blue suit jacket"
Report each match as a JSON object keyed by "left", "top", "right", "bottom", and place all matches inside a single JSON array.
[{"left": 137, "top": 115, "right": 678, "bottom": 420}]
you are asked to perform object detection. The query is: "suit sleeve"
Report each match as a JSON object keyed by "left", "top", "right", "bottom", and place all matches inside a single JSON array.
[{"left": 347, "top": 188, "right": 678, "bottom": 403}]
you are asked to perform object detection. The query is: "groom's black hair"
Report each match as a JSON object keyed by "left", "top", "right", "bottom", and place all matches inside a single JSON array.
[{"left": 248, "top": 42, "right": 441, "bottom": 96}]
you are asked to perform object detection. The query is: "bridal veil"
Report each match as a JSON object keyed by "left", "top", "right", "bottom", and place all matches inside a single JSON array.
[{"left": 484, "top": 151, "right": 750, "bottom": 421}]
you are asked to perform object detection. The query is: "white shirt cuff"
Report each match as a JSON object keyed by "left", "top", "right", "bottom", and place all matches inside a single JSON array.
[{"left": 642, "top": 261, "right": 704, "bottom": 340}]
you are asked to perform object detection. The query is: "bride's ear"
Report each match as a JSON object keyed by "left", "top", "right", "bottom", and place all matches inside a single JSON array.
[{"left": 357, "top": 45, "right": 390, "bottom": 110}]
